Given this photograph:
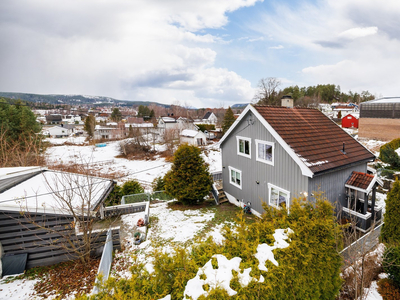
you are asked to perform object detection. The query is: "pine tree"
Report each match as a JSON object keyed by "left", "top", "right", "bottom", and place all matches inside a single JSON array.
[
  {"left": 84, "top": 115, "right": 96, "bottom": 138},
  {"left": 222, "top": 106, "right": 235, "bottom": 134},
  {"left": 381, "top": 180, "right": 400, "bottom": 244},
  {"left": 164, "top": 144, "right": 212, "bottom": 204},
  {"left": 111, "top": 107, "right": 122, "bottom": 122}
]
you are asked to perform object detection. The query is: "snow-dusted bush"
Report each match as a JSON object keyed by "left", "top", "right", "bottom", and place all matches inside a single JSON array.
[{"left": 87, "top": 194, "right": 342, "bottom": 300}]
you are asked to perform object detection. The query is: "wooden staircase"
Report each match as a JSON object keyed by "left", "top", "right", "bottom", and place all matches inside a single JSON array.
[{"left": 218, "top": 188, "right": 229, "bottom": 204}]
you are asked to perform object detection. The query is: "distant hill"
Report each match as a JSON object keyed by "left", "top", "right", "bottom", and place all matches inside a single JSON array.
[
  {"left": 0, "top": 92, "right": 169, "bottom": 107},
  {"left": 231, "top": 103, "right": 249, "bottom": 108}
]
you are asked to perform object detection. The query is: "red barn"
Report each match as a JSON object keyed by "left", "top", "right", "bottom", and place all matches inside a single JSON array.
[{"left": 342, "top": 114, "right": 359, "bottom": 128}]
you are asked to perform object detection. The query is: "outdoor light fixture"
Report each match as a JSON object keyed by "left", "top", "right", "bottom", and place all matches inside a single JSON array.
[{"left": 256, "top": 180, "right": 260, "bottom": 184}]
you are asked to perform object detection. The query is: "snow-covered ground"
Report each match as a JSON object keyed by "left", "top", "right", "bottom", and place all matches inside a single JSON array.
[{"left": 0, "top": 135, "right": 391, "bottom": 299}]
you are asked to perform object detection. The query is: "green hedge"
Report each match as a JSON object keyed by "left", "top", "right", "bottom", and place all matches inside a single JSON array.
[{"left": 86, "top": 195, "right": 342, "bottom": 300}]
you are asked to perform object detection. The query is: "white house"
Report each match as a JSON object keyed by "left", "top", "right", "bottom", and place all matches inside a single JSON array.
[
  {"left": 46, "top": 125, "right": 73, "bottom": 138},
  {"left": 202, "top": 112, "right": 218, "bottom": 124},
  {"left": 180, "top": 129, "right": 207, "bottom": 146},
  {"left": 157, "top": 116, "right": 196, "bottom": 132}
]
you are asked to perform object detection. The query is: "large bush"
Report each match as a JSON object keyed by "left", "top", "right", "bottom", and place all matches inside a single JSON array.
[
  {"left": 105, "top": 180, "right": 144, "bottom": 206},
  {"left": 164, "top": 144, "right": 212, "bottom": 204},
  {"left": 89, "top": 195, "right": 342, "bottom": 300},
  {"left": 379, "top": 138, "right": 400, "bottom": 168},
  {"left": 381, "top": 180, "right": 400, "bottom": 245}
]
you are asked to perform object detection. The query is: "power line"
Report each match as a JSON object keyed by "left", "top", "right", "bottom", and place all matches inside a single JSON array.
[{"left": 0, "top": 145, "right": 218, "bottom": 204}]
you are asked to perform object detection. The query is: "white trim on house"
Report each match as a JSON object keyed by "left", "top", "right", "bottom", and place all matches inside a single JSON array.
[
  {"left": 220, "top": 104, "right": 314, "bottom": 178},
  {"left": 255, "top": 139, "right": 274, "bottom": 166},
  {"left": 268, "top": 183, "right": 290, "bottom": 209},
  {"left": 228, "top": 166, "right": 242, "bottom": 189},
  {"left": 236, "top": 136, "right": 251, "bottom": 159}
]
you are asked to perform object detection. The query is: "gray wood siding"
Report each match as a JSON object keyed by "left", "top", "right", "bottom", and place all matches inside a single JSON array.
[
  {"left": 221, "top": 110, "right": 308, "bottom": 214},
  {"left": 0, "top": 210, "right": 121, "bottom": 269},
  {"left": 308, "top": 163, "right": 367, "bottom": 208}
]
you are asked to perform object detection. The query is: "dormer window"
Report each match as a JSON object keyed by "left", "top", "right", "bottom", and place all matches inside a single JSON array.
[{"left": 237, "top": 136, "right": 251, "bottom": 158}]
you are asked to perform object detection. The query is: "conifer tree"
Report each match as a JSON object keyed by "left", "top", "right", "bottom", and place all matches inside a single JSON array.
[
  {"left": 111, "top": 107, "right": 122, "bottom": 122},
  {"left": 222, "top": 106, "right": 235, "bottom": 134},
  {"left": 164, "top": 144, "right": 212, "bottom": 204},
  {"left": 84, "top": 115, "right": 96, "bottom": 139},
  {"left": 381, "top": 180, "right": 400, "bottom": 244}
]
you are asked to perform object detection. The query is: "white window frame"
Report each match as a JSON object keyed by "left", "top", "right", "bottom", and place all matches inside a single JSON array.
[
  {"left": 268, "top": 183, "right": 290, "bottom": 209},
  {"left": 236, "top": 136, "right": 251, "bottom": 158},
  {"left": 229, "top": 166, "right": 242, "bottom": 189},
  {"left": 255, "top": 139, "right": 274, "bottom": 166}
]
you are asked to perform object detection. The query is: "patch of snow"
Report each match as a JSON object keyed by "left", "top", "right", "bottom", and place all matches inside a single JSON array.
[
  {"left": 149, "top": 202, "right": 214, "bottom": 243},
  {"left": 0, "top": 277, "right": 39, "bottom": 299},
  {"left": 183, "top": 255, "right": 243, "bottom": 300},
  {"left": 254, "top": 228, "right": 293, "bottom": 271}
]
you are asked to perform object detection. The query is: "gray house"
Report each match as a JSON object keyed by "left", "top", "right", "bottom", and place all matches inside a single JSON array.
[{"left": 220, "top": 104, "right": 382, "bottom": 232}]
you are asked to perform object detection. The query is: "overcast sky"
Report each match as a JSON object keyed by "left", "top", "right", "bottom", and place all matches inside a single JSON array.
[{"left": 1, "top": 0, "right": 399, "bottom": 108}]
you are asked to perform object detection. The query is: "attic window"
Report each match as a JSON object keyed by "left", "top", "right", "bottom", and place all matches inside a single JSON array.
[
  {"left": 256, "top": 139, "right": 274, "bottom": 166},
  {"left": 237, "top": 136, "right": 251, "bottom": 158}
]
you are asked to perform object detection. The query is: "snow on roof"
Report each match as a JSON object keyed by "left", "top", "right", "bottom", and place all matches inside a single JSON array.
[
  {"left": 0, "top": 170, "right": 114, "bottom": 215},
  {"left": 363, "top": 97, "right": 400, "bottom": 104},
  {"left": 125, "top": 123, "right": 154, "bottom": 128},
  {"left": 180, "top": 129, "right": 200, "bottom": 137},
  {"left": 0, "top": 166, "right": 45, "bottom": 179}
]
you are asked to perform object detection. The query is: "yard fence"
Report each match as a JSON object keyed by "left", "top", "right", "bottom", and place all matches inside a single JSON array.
[{"left": 0, "top": 210, "right": 120, "bottom": 271}]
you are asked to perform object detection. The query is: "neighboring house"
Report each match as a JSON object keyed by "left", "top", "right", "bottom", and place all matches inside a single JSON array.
[
  {"left": 94, "top": 125, "right": 124, "bottom": 140},
  {"left": 342, "top": 114, "right": 359, "bottom": 128},
  {"left": 358, "top": 97, "right": 400, "bottom": 140},
  {"left": 46, "top": 125, "right": 73, "bottom": 138},
  {"left": 157, "top": 116, "right": 196, "bottom": 132},
  {"left": 333, "top": 105, "right": 357, "bottom": 118},
  {"left": 180, "top": 129, "right": 207, "bottom": 146},
  {"left": 0, "top": 167, "right": 115, "bottom": 271},
  {"left": 125, "top": 122, "right": 154, "bottom": 135},
  {"left": 220, "top": 104, "right": 381, "bottom": 232},
  {"left": 202, "top": 112, "right": 218, "bottom": 124},
  {"left": 46, "top": 114, "right": 62, "bottom": 125}
]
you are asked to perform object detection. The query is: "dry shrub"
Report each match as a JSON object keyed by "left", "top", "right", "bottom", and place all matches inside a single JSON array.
[
  {"left": 377, "top": 278, "right": 400, "bottom": 300},
  {"left": 0, "top": 132, "right": 46, "bottom": 167},
  {"left": 48, "top": 162, "right": 127, "bottom": 180},
  {"left": 340, "top": 249, "right": 384, "bottom": 299}
]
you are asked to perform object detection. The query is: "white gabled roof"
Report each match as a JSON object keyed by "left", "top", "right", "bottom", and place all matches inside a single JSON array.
[
  {"left": 180, "top": 129, "right": 201, "bottom": 137},
  {"left": 219, "top": 104, "right": 314, "bottom": 178}
]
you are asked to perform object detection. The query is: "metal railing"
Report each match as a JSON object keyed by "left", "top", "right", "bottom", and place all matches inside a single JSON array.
[
  {"left": 92, "top": 228, "right": 113, "bottom": 294},
  {"left": 151, "top": 191, "right": 174, "bottom": 201},
  {"left": 121, "top": 193, "right": 150, "bottom": 204},
  {"left": 211, "top": 171, "right": 222, "bottom": 182},
  {"left": 211, "top": 183, "right": 219, "bottom": 205}
]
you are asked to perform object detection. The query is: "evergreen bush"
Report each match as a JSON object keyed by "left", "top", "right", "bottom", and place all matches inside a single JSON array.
[
  {"left": 381, "top": 180, "right": 400, "bottom": 244},
  {"left": 104, "top": 180, "right": 144, "bottom": 206},
  {"left": 379, "top": 138, "right": 400, "bottom": 169},
  {"left": 164, "top": 144, "right": 212, "bottom": 204}
]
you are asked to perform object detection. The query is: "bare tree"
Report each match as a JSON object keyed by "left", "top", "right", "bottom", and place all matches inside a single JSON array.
[
  {"left": 339, "top": 208, "right": 382, "bottom": 300},
  {"left": 253, "top": 77, "right": 281, "bottom": 105},
  {"left": 19, "top": 167, "right": 115, "bottom": 267}
]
